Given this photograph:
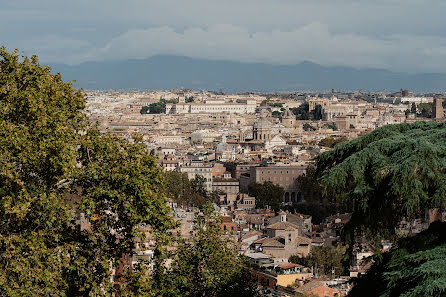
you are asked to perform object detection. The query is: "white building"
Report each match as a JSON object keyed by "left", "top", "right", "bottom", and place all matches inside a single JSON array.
[
  {"left": 165, "top": 99, "right": 256, "bottom": 114},
  {"left": 153, "top": 135, "right": 186, "bottom": 145},
  {"left": 179, "top": 165, "right": 213, "bottom": 192},
  {"left": 191, "top": 129, "right": 220, "bottom": 144},
  {"left": 265, "top": 135, "right": 287, "bottom": 151}
]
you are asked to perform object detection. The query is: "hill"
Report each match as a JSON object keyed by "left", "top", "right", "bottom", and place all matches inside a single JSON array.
[{"left": 51, "top": 56, "right": 446, "bottom": 92}]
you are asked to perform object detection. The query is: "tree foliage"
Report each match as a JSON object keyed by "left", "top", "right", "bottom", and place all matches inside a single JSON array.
[
  {"left": 410, "top": 102, "right": 417, "bottom": 114},
  {"left": 148, "top": 101, "right": 166, "bottom": 114},
  {"left": 290, "top": 245, "right": 347, "bottom": 278},
  {"left": 163, "top": 171, "right": 209, "bottom": 207},
  {"left": 303, "top": 123, "right": 316, "bottom": 131},
  {"left": 291, "top": 103, "right": 310, "bottom": 120},
  {"left": 248, "top": 181, "right": 284, "bottom": 209},
  {"left": 190, "top": 175, "right": 208, "bottom": 199},
  {"left": 318, "top": 136, "right": 347, "bottom": 148},
  {"left": 118, "top": 203, "right": 258, "bottom": 297},
  {"left": 312, "top": 104, "right": 323, "bottom": 120},
  {"left": 272, "top": 110, "right": 281, "bottom": 118},
  {"left": 0, "top": 47, "right": 176, "bottom": 296},
  {"left": 316, "top": 121, "right": 446, "bottom": 238},
  {"left": 323, "top": 122, "right": 338, "bottom": 131},
  {"left": 416, "top": 103, "right": 432, "bottom": 118},
  {"left": 140, "top": 105, "right": 150, "bottom": 114},
  {"left": 349, "top": 221, "right": 446, "bottom": 297}
]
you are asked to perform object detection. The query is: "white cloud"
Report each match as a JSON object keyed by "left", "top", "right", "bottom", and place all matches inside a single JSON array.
[
  {"left": 3, "top": 0, "right": 446, "bottom": 72},
  {"left": 76, "top": 23, "right": 446, "bottom": 73},
  {"left": 11, "top": 35, "right": 92, "bottom": 64}
]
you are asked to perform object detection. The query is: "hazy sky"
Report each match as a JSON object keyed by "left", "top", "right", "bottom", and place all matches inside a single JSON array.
[{"left": 3, "top": 0, "right": 446, "bottom": 73}]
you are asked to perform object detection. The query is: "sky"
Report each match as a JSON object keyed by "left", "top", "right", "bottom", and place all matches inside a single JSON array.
[{"left": 2, "top": 0, "right": 446, "bottom": 73}]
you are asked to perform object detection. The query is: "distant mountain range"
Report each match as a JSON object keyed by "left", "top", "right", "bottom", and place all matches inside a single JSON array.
[{"left": 50, "top": 56, "right": 446, "bottom": 92}]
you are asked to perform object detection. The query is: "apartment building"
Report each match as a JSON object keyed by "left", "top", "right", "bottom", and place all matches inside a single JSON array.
[
  {"left": 249, "top": 164, "right": 307, "bottom": 202},
  {"left": 165, "top": 99, "right": 256, "bottom": 114},
  {"left": 179, "top": 163, "right": 213, "bottom": 192}
]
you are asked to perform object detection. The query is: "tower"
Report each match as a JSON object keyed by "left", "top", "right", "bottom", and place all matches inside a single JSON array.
[
  {"left": 280, "top": 108, "right": 295, "bottom": 127},
  {"left": 432, "top": 97, "right": 443, "bottom": 120}
]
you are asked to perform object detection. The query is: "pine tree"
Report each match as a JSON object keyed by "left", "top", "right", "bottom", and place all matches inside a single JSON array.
[{"left": 316, "top": 121, "right": 446, "bottom": 236}]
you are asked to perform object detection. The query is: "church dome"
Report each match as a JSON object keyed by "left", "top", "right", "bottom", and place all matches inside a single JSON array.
[
  {"left": 281, "top": 109, "right": 293, "bottom": 119},
  {"left": 253, "top": 117, "right": 272, "bottom": 129}
]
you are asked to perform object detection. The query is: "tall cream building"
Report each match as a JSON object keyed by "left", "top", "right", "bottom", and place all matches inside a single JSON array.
[{"left": 165, "top": 99, "right": 256, "bottom": 114}]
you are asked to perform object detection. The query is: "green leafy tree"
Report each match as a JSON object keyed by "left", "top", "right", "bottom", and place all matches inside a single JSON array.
[
  {"left": 0, "top": 47, "right": 175, "bottom": 296},
  {"left": 417, "top": 102, "right": 432, "bottom": 118},
  {"left": 290, "top": 245, "right": 347, "bottom": 278},
  {"left": 167, "top": 203, "right": 257, "bottom": 296},
  {"left": 303, "top": 123, "right": 316, "bottom": 131},
  {"left": 323, "top": 122, "right": 338, "bottom": 131},
  {"left": 349, "top": 221, "right": 446, "bottom": 297},
  {"left": 190, "top": 175, "right": 208, "bottom": 199},
  {"left": 312, "top": 104, "right": 323, "bottom": 120},
  {"left": 272, "top": 110, "right": 281, "bottom": 117},
  {"left": 248, "top": 181, "right": 284, "bottom": 209},
  {"left": 316, "top": 121, "right": 446, "bottom": 237},
  {"left": 164, "top": 171, "right": 192, "bottom": 203},
  {"left": 410, "top": 102, "right": 417, "bottom": 113},
  {"left": 318, "top": 136, "right": 347, "bottom": 148},
  {"left": 315, "top": 122, "right": 446, "bottom": 296},
  {"left": 149, "top": 101, "right": 166, "bottom": 114},
  {"left": 293, "top": 166, "right": 351, "bottom": 224},
  {"left": 118, "top": 202, "right": 258, "bottom": 297},
  {"left": 296, "top": 166, "right": 324, "bottom": 204},
  {"left": 140, "top": 105, "right": 150, "bottom": 114},
  {"left": 164, "top": 171, "right": 208, "bottom": 207},
  {"left": 291, "top": 103, "right": 310, "bottom": 120}
]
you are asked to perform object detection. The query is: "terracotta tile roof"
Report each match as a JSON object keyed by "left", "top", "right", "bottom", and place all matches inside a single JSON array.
[
  {"left": 278, "top": 263, "right": 304, "bottom": 270},
  {"left": 253, "top": 237, "right": 268, "bottom": 244},
  {"left": 241, "top": 230, "right": 262, "bottom": 241},
  {"left": 296, "top": 280, "right": 325, "bottom": 294},
  {"left": 267, "top": 221, "right": 299, "bottom": 230},
  {"left": 261, "top": 237, "right": 285, "bottom": 248},
  {"left": 297, "top": 281, "right": 341, "bottom": 297},
  {"left": 222, "top": 216, "right": 233, "bottom": 223},
  {"left": 296, "top": 236, "right": 312, "bottom": 245}
]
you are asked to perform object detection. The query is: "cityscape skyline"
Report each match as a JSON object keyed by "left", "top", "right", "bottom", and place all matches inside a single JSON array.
[{"left": 2, "top": 1, "right": 446, "bottom": 295}]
